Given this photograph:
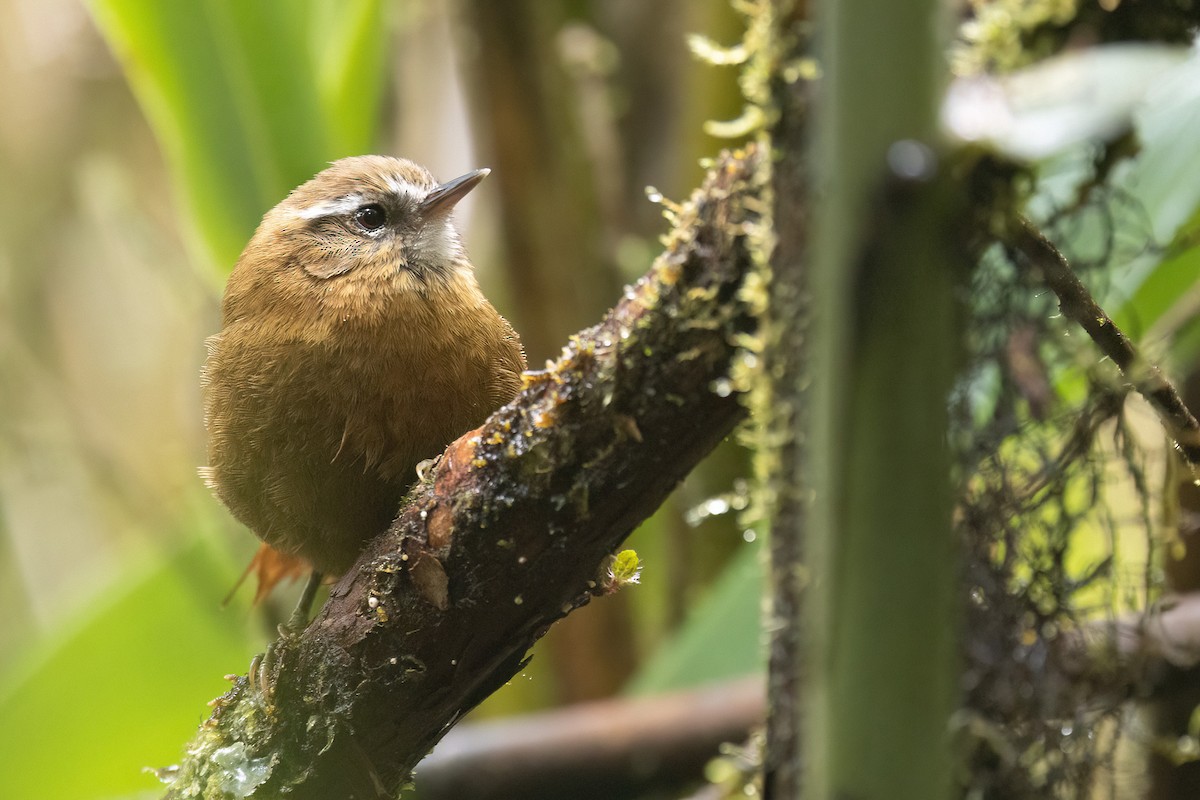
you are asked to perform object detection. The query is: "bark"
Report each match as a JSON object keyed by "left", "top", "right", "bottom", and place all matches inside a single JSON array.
[
  {"left": 414, "top": 677, "right": 763, "bottom": 800},
  {"left": 406, "top": 593, "right": 1200, "bottom": 798},
  {"left": 454, "top": 0, "right": 639, "bottom": 703},
  {"left": 161, "top": 147, "right": 761, "bottom": 799},
  {"left": 762, "top": 1, "right": 809, "bottom": 796}
]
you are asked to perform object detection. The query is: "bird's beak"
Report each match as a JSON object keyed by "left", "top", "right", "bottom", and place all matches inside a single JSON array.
[{"left": 421, "top": 168, "right": 490, "bottom": 218}]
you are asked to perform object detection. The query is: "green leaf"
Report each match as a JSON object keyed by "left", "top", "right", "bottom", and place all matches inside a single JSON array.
[
  {"left": 86, "top": 0, "right": 388, "bottom": 275},
  {"left": 1113, "top": 245, "right": 1200, "bottom": 341},
  {"left": 311, "top": 0, "right": 387, "bottom": 155},
  {"left": 1102, "top": 51, "right": 1200, "bottom": 338},
  {"left": 625, "top": 540, "right": 763, "bottom": 695},
  {"left": 0, "top": 538, "right": 257, "bottom": 800}
]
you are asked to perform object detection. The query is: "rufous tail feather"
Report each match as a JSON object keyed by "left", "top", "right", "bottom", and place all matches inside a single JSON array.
[{"left": 223, "top": 543, "right": 310, "bottom": 605}]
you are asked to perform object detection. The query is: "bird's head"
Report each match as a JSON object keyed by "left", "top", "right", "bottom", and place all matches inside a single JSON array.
[{"left": 223, "top": 156, "right": 489, "bottom": 326}]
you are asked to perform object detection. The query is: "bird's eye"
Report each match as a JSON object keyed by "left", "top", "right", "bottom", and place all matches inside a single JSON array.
[{"left": 353, "top": 203, "right": 387, "bottom": 232}]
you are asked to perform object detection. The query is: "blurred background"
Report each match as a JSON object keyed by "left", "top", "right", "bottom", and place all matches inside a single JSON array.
[{"left": 0, "top": 2, "right": 762, "bottom": 797}]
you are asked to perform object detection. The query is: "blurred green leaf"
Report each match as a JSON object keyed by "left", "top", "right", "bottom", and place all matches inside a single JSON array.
[
  {"left": 625, "top": 540, "right": 763, "bottom": 695},
  {"left": 1114, "top": 245, "right": 1200, "bottom": 341},
  {"left": 311, "top": 0, "right": 388, "bottom": 155},
  {"left": 86, "top": 0, "right": 387, "bottom": 275},
  {"left": 1103, "top": 51, "right": 1200, "bottom": 339},
  {"left": 1121, "top": 53, "right": 1200, "bottom": 246},
  {"left": 0, "top": 536, "right": 255, "bottom": 800}
]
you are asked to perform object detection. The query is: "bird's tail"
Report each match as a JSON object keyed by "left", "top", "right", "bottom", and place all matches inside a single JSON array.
[{"left": 224, "top": 543, "right": 309, "bottom": 605}]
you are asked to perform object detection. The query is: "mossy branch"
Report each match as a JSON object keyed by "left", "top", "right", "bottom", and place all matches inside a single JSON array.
[{"left": 161, "top": 147, "right": 761, "bottom": 799}]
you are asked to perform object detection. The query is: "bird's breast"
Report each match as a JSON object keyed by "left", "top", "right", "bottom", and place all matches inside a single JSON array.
[{"left": 311, "top": 276, "right": 509, "bottom": 479}]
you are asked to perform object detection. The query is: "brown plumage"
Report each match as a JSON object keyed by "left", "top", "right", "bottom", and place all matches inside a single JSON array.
[{"left": 202, "top": 156, "right": 525, "bottom": 581}]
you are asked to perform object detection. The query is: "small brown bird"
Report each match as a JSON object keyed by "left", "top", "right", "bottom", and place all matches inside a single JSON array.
[{"left": 202, "top": 156, "right": 525, "bottom": 602}]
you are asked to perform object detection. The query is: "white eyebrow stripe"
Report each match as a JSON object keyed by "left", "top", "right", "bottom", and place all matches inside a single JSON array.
[
  {"left": 289, "top": 194, "right": 366, "bottom": 220},
  {"left": 384, "top": 175, "right": 426, "bottom": 202}
]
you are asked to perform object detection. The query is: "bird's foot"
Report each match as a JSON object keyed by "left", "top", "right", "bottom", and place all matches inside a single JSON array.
[
  {"left": 251, "top": 571, "right": 323, "bottom": 699},
  {"left": 281, "top": 570, "right": 324, "bottom": 634}
]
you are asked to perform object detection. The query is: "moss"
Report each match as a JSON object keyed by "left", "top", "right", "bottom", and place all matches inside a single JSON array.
[
  {"left": 163, "top": 674, "right": 276, "bottom": 798},
  {"left": 606, "top": 549, "right": 643, "bottom": 591},
  {"left": 955, "top": 0, "right": 1081, "bottom": 74},
  {"left": 953, "top": 0, "right": 1200, "bottom": 76},
  {"left": 725, "top": 0, "right": 793, "bottom": 534}
]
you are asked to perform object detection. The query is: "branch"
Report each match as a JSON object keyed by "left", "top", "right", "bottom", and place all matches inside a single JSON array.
[
  {"left": 399, "top": 591, "right": 1200, "bottom": 800},
  {"left": 1057, "top": 593, "right": 1200, "bottom": 715},
  {"left": 414, "top": 677, "right": 764, "bottom": 800},
  {"left": 161, "top": 147, "right": 761, "bottom": 799},
  {"left": 763, "top": 1, "right": 810, "bottom": 795},
  {"left": 1010, "top": 220, "right": 1200, "bottom": 467}
]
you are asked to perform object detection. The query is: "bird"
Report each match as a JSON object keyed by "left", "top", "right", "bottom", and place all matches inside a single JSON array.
[{"left": 201, "top": 155, "right": 526, "bottom": 616}]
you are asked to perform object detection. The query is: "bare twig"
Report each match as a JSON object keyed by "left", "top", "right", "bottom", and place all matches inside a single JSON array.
[
  {"left": 160, "top": 148, "right": 761, "bottom": 799},
  {"left": 1011, "top": 219, "right": 1200, "bottom": 468}
]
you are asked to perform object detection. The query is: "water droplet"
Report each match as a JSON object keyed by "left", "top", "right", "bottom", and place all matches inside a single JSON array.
[
  {"left": 886, "top": 139, "right": 936, "bottom": 181},
  {"left": 148, "top": 765, "right": 180, "bottom": 785},
  {"left": 743, "top": 529, "right": 757, "bottom": 543},
  {"left": 210, "top": 742, "right": 273, "bottom": 797},
  {"left": 705, "top": 497, "right": 730, "bottom": 516}
]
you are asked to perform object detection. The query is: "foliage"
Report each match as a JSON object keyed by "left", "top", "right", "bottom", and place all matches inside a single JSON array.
[
  {"left": 11, "top": 0, "right": 1200, "bottom": 797},
  {"left": 87, "top": 0, "right": 388, "bottom": 273},
  {"left": 2, "top": 3, "right": 388, "bottom": 799},
  {"left": 1, "top": 2, "right": 760, "bottom": 798},
  {"left": 946, "top": 16, "right": 1200, "bottom": 799},
  {"left": 0, "top": 534, "right": 252, "bottom": 800}
]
